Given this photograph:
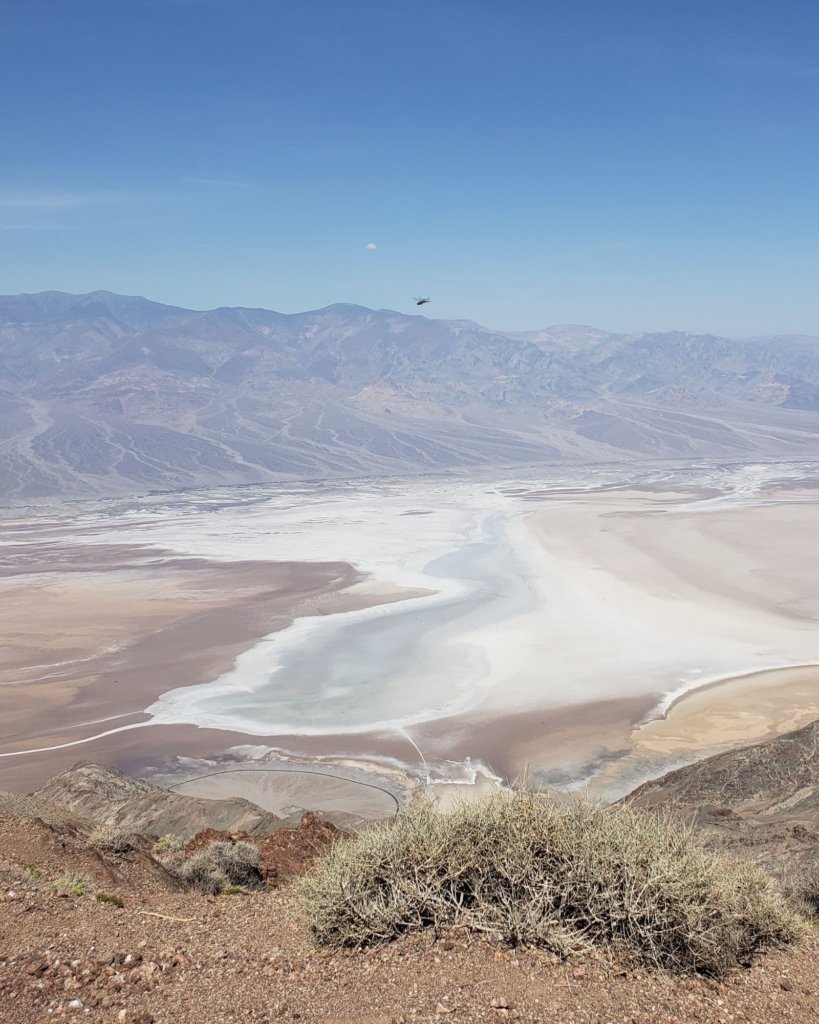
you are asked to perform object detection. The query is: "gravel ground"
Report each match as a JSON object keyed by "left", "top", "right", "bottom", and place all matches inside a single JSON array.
[
  {"left": 2, "top": 877, "right": 818, "bottom": 1024},
  {"left": 2, "top": 805, "right": 818, "bottom": 1024}
]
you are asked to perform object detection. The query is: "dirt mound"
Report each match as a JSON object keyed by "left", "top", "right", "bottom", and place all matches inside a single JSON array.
[
  {"left": 184, "top": 812, "right": 341, "bottom": 883},
  {"left": 0, "top": 810, "right": 181, "bottom": 899}
]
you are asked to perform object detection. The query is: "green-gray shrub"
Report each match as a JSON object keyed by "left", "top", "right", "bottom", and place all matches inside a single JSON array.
[
  {"left": 176, "top": 841, "right": 262, "bottom": 895},
  {"left": 95, "top": 892, "right": 124, "bottom": 908},
  {"left": 300, "top": 793, "right": 800, "bottom": 975},
  {"left": 50, "top": 875, "right": 86, "bottom": 898},
  {"left": 152, "top": 834, "right": 184, "bottom": 857}
]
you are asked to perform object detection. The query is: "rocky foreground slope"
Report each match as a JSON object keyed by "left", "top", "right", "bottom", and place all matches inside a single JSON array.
[
  {"left": 626, "top": 718, "right": 819, "bottom": 876},
  {"left": 1, "top": 735, "right": 818, "bottom": 1023}
]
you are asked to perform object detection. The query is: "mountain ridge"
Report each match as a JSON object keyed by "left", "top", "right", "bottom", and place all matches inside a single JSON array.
[{"left": 1, "top": 290, "right": 818, "bottom": 502}]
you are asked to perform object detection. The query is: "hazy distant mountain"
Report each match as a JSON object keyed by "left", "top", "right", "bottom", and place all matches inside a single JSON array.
[{"left": 1, "top": 290, "right": 818, "bottom": 502}]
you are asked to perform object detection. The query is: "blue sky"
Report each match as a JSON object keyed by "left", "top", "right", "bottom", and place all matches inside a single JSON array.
[{"left": 2, "top": 0, "right": 818, "bottom": 334}]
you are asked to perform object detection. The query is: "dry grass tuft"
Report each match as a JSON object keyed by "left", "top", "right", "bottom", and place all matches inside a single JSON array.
[
  {"left": 176, "top": 840, "right": 263, "bottom": 895},
  {"left": 300, "top": 793, "right": 800, "bottom": 975},
  {"left": 49, "top": 875, "right": 87, "bottom": 898},
  {"left": 784, "top": 861, "right": 819, "bottom": 920},
  {"left": 95, "top": 891, "right": 125, "bottom": 908},
  {"left": 89, "top": 825, "right": 141, "bottom": 856},
  {"left": 152, "top": 834, "right": 184, "bottom": 858}
]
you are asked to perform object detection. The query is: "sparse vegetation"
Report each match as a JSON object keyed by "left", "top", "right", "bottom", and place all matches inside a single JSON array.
[
  {"left": 175, "top": 841, "right": 263, "bottom": 895},
  {"left": 90, "top": 824, "right": 141, "bottom": 855},
  {"left": 300, "top": 793, "right": 800, "bottom": 975},
  {"left": 95, "top": 891, "right": 125, "bottom": 908},
  {"left": 24, "top": 862, "right": 44, "bottom": 881},
  {"left": 784, "top": 862, "right": 819, "bottom": 920},
  {"left": 49, "top": 875, "right": 87, "bottom": 898},
  {"left": 222, "top": 885, "right": 248, "bottom": 896},
  {"left": 152, "top": 834, "right": 184, "bottom": 857}
]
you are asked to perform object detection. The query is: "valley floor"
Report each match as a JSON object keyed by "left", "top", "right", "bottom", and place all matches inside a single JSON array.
[{"left": 2, "top": 463, "right": 819, "bottom": 812}]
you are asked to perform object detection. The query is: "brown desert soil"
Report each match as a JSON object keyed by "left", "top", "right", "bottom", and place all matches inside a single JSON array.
[
  {"left": 0, "top": 541, "right": 421, "bottom": 792},
  {"left": 1, "top": 810, "right": 818, "bottom": 1024}
]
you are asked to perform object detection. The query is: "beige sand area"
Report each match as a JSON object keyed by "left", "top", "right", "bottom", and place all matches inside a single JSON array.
[
  {"left": 0, "top": 535, "right": 418, "bottom": 794},
  {"left": 504, "top": 485, "right": 819, "bottom": 796},
  {"left": 585, "top": 663, "right": 819, "bottom": 799}
]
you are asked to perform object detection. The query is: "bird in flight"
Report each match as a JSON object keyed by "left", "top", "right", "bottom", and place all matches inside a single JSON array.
[{"left": 414, "top": 297, "right": 431, "bottom": 306}]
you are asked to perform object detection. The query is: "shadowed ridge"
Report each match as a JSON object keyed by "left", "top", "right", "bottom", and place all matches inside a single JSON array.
[{"left": 624, "top": 719, "right": 819, "bottom": 875}]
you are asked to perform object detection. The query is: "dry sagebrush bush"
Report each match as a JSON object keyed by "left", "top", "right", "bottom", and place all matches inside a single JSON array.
[
  {"left": 89, "top": 825, "right": 141, "bottom": 855},
  {"left": 152, "top": 834, "right": 184, "bottom": 857},
  {"left": 783, "top": 861, "right": 819, "bottom": 919},
  {"left": 176, "top": 840, "right": 263, "bottom": 895},
  {"left": 300, "top": 793, "right": 800, "bottom": 975}
]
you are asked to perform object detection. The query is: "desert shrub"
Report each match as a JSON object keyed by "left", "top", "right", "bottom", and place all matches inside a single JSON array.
[
  {"left": 24, "top": 863, "right": 44, "bottom": 881},
  {"left": 49, "top": 875, "right": 86, "bottom": 898},
  {"left": 95, "top": 892, "right": 124, "bottom": 908},
  {"left": 783, "top": 862, "right": 819, "bottom": 919},
  {"left": 90, "top": 825, "right": 140, "bottom": 856},
  {"left": 300, "top": 793, "right": 800, "bottom": 975},
  {"left": 152, "top": 834, "right": 184, "bottom": 857},
  {"left": 176, "top": 841, "right": 263, "bottom": 895}
]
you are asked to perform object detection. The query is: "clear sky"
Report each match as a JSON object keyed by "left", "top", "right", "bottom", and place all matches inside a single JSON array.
[{"left": 2, "top": 0, "right": 818, "bottom": 335}]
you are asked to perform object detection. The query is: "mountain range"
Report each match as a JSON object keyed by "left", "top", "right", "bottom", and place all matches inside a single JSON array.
[{"left": 1, "top": 290, "right": 818, "bottom": 502}]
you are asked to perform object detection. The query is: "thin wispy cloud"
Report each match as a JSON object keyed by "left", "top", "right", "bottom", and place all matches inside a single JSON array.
[
  {"left": 0, "top": 188, "right": 158, "bottom": 210},
  {"left": 715, "top": 53, "right": 819, "bottom": 78},
  {"left": 0, "top": 223, "right": 69, "bottom": 231},
  {"left": 183, "top": 176, "right": 252, "bottom": 189},
  {"left": 134, "top": 0, "right": 226, "bottom": 7}
]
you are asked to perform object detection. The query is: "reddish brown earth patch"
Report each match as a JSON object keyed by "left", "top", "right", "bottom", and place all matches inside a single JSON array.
[{"left": 183, "top": 812, "right": 342, "bottom": 883}]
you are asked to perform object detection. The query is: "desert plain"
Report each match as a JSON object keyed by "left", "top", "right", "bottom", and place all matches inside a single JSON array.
[{"left": 1, "top": 461, "right": 817, "bottom": 813}]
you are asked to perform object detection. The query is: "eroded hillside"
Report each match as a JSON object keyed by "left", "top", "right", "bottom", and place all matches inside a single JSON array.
[{"left": 2, "top": 291, "right": 819, "bottom": 500}]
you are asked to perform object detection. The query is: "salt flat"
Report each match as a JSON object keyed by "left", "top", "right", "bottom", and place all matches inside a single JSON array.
[{"left": 0, "top": 461, "right": 817, "bottom": 806}]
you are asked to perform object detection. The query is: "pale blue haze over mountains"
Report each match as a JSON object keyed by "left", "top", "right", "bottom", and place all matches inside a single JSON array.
[
  {"left": 0, "top": 290, "right": 817, "bottom": 501},
  {"left": 2, "top": 1, "right": 819, "bottom": 334}
]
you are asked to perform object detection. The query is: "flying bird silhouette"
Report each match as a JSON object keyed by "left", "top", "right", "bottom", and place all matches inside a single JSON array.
[{"left": 414, "top": 297, "right": 431, "bottom": 306}]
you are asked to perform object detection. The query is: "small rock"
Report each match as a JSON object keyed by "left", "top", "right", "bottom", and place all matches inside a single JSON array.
[
  {"left": 67, "top": 1000, "right": 84, "bottom": 1011},
  {"left": 435, "top": 1004, "right": 455, "bottom": 1015},
  {"left": 780, "top": 979, "right": 793, "bottom": 992},
  {"left": 491, "top": 997, "right": 514, "bottom": 1010}
]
